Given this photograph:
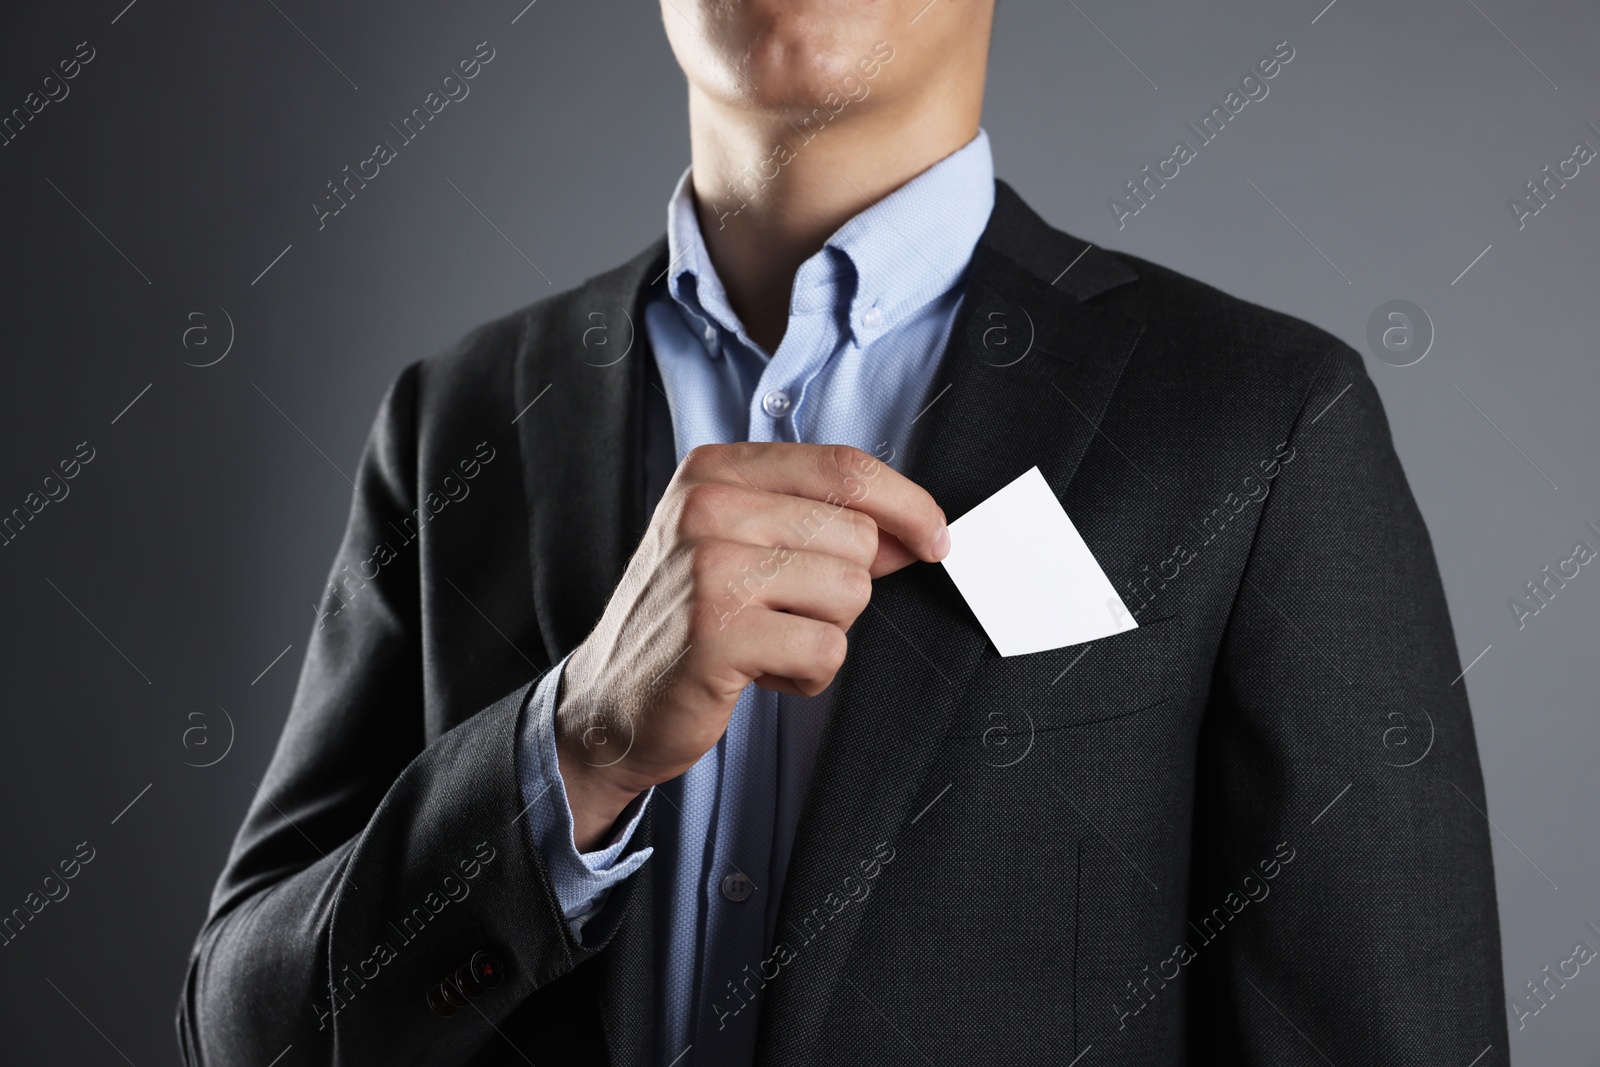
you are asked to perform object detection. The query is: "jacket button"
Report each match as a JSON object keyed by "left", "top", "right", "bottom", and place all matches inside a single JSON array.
[
  {"left": 429, "top": 952, "right": 506, "bottom": 1015},
  {"left": 427, "top": 984, "right": 458, "bottom": 1017},
  {"left": 470, "top": 951, "right": 505, "bottom": 990},
  {"left": 454, "top": 964, "right": 485, "bottom": 1000}
]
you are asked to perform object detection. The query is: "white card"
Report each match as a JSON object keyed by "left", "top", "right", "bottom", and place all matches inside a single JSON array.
[{"left": 939, "top": 466, "right": 1136, "bottom": 657}]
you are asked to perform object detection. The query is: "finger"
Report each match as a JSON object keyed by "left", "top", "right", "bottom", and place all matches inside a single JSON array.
[
  {"left": 681, "top": 443, "right": 949, "bottom": 565},
  {"left": 751, "top": 672, "right": 841, "bottom": 697},
  {"left": 866, "top": 531, "right": 918, "bottom": 579},
  {"left": 712, "top": 608, "right": 848, "bottom": 698},
  {"left": 672, "top": 481, "right": 880, "bottom": 570},
  {"left": 695, "top": 541, "right": 871, "bottom": 630}
]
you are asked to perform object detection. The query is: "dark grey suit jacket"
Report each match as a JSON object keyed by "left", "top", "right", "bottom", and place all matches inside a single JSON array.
[{"left": 177, "top": 181, "right": 1508, "bottom": 1065}]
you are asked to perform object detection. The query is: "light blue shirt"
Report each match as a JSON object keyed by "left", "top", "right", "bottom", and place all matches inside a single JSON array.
[{"left": 518, "top": 128, "right": 995, "bottom": 1066}]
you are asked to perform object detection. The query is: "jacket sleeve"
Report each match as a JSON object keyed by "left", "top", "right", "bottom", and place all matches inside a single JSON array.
[
  {"left": 176, "top": 363, "right": 632, "bottom": 1066},
  {"left": 1189, "top": 346, "right": 1509, "bottom": 1060}
]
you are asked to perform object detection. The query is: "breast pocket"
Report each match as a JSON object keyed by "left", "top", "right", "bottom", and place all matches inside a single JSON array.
[{"left": 947, "top": 613, "right": 1181, "bottom": 740}]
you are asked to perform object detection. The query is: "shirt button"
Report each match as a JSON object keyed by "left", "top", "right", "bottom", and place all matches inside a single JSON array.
[
  {"left": 720, "top": 872, "right": 755, "bottom": 903},
  {"left": 761, "top": 389, "right": 792, "bottom": 418},
  {"left": 862, "top": 306, "right": 883, "bottom": 328}
]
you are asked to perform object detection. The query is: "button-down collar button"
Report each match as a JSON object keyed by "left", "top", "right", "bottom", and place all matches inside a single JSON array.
[{"left": 862, "top": 305, "right": 884, "bottom": 329}]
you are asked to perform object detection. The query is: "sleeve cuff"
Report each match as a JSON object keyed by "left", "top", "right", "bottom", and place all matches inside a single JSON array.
[{"left": 516, "top": 654, "right": 653, "bottom": 936}]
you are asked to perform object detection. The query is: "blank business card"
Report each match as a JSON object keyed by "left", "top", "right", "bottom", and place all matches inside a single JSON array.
[{"left": 939, "top": 466, "right": 1137, "bottom": 657}]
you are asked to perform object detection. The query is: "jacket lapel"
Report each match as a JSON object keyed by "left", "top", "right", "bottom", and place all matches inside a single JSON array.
[
  {"left": 515, "top": 238, "right": 667, "bottom": 663},
  {"left": 754, "top": 182, "right": 1146, "bottom": 1065}
]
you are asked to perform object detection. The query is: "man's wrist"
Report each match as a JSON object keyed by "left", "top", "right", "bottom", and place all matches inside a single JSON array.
[{"left": 554, "top": 726, "right": 647, "bottom": 853}]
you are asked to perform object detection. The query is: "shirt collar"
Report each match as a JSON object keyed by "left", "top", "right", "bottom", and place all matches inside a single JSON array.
[{"left": 663, "top": 128, "right": 995, "bottom": 354}]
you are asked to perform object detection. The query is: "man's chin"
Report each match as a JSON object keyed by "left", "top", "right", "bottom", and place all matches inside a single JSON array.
[{"left": 738, "top": 51, "right": 871, "bottom": 105}]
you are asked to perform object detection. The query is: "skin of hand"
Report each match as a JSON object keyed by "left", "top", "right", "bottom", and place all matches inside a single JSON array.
[{"left": 554, "top": 442, "right": 949, "bottom": 849}]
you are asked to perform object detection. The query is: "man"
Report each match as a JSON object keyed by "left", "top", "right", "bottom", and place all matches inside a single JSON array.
[{"left": 179, "top": 0, "right": 1508, "bottom": 1064}]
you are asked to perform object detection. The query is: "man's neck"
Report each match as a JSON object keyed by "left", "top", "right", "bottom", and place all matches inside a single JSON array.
[{"left": 686, "top": 84, "right": 982, "bottom": 353}]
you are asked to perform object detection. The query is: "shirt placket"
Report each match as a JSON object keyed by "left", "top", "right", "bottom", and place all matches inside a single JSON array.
[
  {"left": 690, "top": 686, "right": 778, "bottom": 1062},
  {"left": 687, "top": 313, "right": 822, "bottom": 1062}
]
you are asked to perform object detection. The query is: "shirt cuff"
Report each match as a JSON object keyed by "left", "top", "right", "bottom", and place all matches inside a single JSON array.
[{"left": 517, "top": 653, "right": 653, "bottom": 940}]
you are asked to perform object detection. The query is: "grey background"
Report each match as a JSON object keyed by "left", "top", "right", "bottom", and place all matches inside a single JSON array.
[{"left": 0, "top": 0, "right": 1595, "bottom": 1062}]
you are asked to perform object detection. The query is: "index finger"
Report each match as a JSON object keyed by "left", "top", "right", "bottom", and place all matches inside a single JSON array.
[{"left": 685, "top": 442, "right": 950, "bottom": 566}]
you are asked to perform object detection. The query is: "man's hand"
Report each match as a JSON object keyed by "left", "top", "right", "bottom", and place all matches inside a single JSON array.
[{"left": 554, "top": 443, "right": 949, "bottom": 850}]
